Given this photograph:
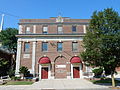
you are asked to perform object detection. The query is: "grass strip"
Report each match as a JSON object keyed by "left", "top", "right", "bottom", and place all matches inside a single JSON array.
[
  {"left": 6, "top": 81, "right": 33, "bottom": 85},
  {"left": 90, "top": 78, "right": 120, "bottom": 84}
]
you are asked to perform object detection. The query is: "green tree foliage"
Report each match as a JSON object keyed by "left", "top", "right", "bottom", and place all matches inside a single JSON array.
[
  {"left": 81, "top": 8, "right": 120, "bottom": 87},
  {"left": 0, "top": 58, "right": 10, "bottom": 76},
  {"left": 0, "top": 28, "right": 18, "bottom": 77},
  {"left": 19, "top": 66, "right": 30, "bottom": 79},
  {"left": 0, "top": 28, "right": 18, "bottom": 53}
]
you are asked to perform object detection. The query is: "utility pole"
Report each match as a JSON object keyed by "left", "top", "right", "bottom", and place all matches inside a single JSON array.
[
  {"left": 0, "top": 14, "right": 4, "bottom": 32},
  {"left": 0, "top": 14, "right": 4, "bottom": 47}
]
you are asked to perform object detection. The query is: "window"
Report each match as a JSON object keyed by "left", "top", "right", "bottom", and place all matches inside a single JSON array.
[
  {"left": 57, "top": 26, "right": 63, "bottom": 34},
  {"left": 42, "top": 42, "right": 48, "bottom": 51},
  {"left": 72, "top": 26, "right": 77, "bottom": 32},
  {"left": 25, "top": 27, "right": 31, "bottom": 34},
  {"left": 57, "top": 42, "right": 62, "bottom": 51},
  {"left": 24, "top": 42, "right": 30, "bottom": 52},
  {"left": 72, "top": 42, "right": 78, "bottom": 51},
  {"left": 43, "top": 26, "right": 48, "bottom": 34}
]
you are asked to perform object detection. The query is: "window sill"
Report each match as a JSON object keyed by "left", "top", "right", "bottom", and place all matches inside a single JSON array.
[
  {"left": 72, "top": 51, "right": 79, "bottom": 52},
  {"left": 24, "top": 52, "right": 30, "bottom": 54},
  {"left": 42, "top": 51, "right": 48, "bottom": 52},
  {"left": 57, "top": 51, "right": 62, "bottom": 52}
]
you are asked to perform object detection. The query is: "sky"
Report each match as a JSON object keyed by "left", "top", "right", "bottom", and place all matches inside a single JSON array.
[{"left": 0, "top": 0, "right": 120, "bottom": 29}]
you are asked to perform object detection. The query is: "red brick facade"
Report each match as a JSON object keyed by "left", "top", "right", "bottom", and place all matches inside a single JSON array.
[{"left": 15, "top": 16, "right": 91, "bottom": 79}]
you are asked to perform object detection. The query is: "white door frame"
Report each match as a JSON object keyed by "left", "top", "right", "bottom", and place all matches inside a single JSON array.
[
  {"left": 39, "top": 64, "right": 51, "bottom": 80},
  {"left": 71, "top": 63, "right": 83, "bottom": 79}
]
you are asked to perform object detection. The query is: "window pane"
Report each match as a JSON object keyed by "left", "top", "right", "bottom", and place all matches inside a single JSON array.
[
  {"left": 72, "top": 26, "right": 76, "bottom": 32},
  {"left": 26, "top": 27, "right": 31, "bottom": 34},
  {"left": 58, "top": 26, "right": 63, "bottom": 34},
  {"left": 24, "top": 43, "right": 30, "bottom": 52},
  {"left": 72, "top": 42, "right": 78, "bottom": 51},
  {"left": 42, "top": 42, "right": 48, "bottom": 51},
  {"left": 43, "top": 27, "right": 48, "bottom": 34},
  {"left": 57, "top": 42, "right": 62, "bottom": 51}
]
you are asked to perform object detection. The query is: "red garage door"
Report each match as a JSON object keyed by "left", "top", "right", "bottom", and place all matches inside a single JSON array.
[
  {"left": 73, "top": 67, "right": 80, "bottom": 78},
  {"left": 41, "top": 67, "right": 48, "bottom": 79}
]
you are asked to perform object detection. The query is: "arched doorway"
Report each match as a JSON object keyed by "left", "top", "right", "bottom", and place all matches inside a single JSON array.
[
  {"left": 54, "top": 56, "right": 67, "bottom": 79},
  {"left": 70, "top": 56, "right": 83, "bottom": 78},
  {"left": 38, "top": 57, "right": 51, "bottom": 79}
]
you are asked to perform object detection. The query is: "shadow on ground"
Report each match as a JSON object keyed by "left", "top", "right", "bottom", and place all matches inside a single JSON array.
[{"left": 93, "top": 79, "right": 120, "bottom": 87}]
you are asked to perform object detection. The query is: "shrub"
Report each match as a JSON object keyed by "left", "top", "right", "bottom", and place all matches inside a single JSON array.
[
  {"left": 11, "top": 76, "right": 21, "bottom": 81},
  {"left": 92, "top": 67, "right": 103, "bottom": 78},
  {"left": 7, "top": 68, "right": 15, "bottom": 78},
  {"left": 19, "top": 66, "right": 30, "bottom": 79}
]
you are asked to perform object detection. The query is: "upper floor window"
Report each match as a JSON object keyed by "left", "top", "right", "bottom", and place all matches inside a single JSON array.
[
  {"left": 57, "top": 42, "right": 62, "bottom": 51},
  {"left": 43, "top": 26, "right": 48, "bottom": 34},
  {"left": 72, "top": 42, "right": 78, "bottom": 51},
  {"left": 24, "top": 42, "right": 30, "bottom": 53},
  {"left": 25, "top": 27, "right": 31, "bottom": 34},
  {"left": 57, "top": 26, "right": 63, "bottom": 34},
  {"left": 42, "top": 42, "right": 48, "bottom": 51},
  {"left": 72, "top": 26, "right": 77, "bottom": 32}
]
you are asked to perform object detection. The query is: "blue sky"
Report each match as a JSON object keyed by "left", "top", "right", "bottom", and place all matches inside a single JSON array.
[{"left": 0, "top": 0, "right": 120, "bottom": 29}]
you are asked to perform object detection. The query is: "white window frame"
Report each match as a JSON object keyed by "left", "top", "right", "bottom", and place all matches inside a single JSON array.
[
  {"left": 26, "top": 27, "right": 31, "bottom": 34},
  {"left": 43, "top": 26, "right": 48, "bottom": 34},
  {"left": 72, "top": 42, "right": 78, "bottom": 52},
  {"left": 57, "top": 26, "right": 63, "bottom": 34}
]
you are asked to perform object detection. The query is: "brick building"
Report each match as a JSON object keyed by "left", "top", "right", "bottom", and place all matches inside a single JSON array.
[{"left": 15, "top": 16, "right": 91, "bottom": 79}]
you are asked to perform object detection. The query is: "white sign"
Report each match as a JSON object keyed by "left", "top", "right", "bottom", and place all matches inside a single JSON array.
[
  {"left": 23, "top": 54, "right": 30, "bottom": 58},
  {"left": 56, "top": 65, "right": 66, "bottom": 68}
]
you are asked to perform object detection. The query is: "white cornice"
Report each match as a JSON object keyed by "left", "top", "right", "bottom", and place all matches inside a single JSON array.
[
  {"left": 18, "top": 37, "right": 83, "bottom": 42},
  {"left": 16, "top": 34, "right": 85, "bottom": 37}
]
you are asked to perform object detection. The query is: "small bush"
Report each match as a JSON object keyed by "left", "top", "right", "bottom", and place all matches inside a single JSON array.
[
  {"left": 7, "top": 69, "right": 15, "bottom": 78},
  {"left": 11, "top": 76, "right": 21, "bottom": 81},
  {"left": 92, "top": 68, "right": 103, "bottom": 78},
  {"left": 19, "top": 66, "right": 30, "bottom": 79},
  {"left": 35, "top": 78, "right": 39, "bottom": 82}
]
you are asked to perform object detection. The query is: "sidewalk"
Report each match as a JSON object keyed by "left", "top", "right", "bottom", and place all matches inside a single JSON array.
[
  {"left": 31, "top": 79, "right": 109, "bottom": 89},
  {"left": 0, "top": 79, "right": 110, "bottom": 90}
]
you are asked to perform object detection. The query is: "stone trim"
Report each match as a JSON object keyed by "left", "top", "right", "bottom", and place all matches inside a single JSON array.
[
  {"left": 71, "top": 63, "right": 83, "bottom": 79},
  {"left": 33, "top": 25, "right": 36, "bottom": 33},
  {"left": 18, "top": 22, "right": 89, "bottom": 25},
  {"left": 15, "top": 41, "right": 22, "bottom": 75},
  {"left": 39, "top": 64, "right": 51, "bottom": 80},
  {"left": 32, "top": 41, "right": 36, "bottom": 76},
  {"left": 16, "top": 34, "right": 85, "bottom": 37},
  {"left": 19, "top": 25, "right": 22, "bottom": 34},
  {"left": 17, "top": 37, "right": 83, "bottom": 42},
  {"left": 83, "top": 25, "right": 86, "bottom": 33}
]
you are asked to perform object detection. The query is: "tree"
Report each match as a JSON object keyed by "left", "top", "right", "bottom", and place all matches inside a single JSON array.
[
  {"left": 19, "top": 66, "right": 30, "bottom": 79},
  {"left": 0, "top": 28, "right": 18, "bottom": 74},
  {"left": 0, "top": 28, "right": 18, "bottom": 53},
  {"left": 0, "top": 58, "right": 9, "bottom": 76},
  {"left": 81, "top": 8, "right": 120, "bottom": 87},
  {"left": 0, "top": 49, "right": 13, "bottom": 77}
]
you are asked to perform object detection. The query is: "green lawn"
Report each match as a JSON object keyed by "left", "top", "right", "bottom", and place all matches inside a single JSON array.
[
  {"left": 90, "top": 78, "right": 120, "bottom": 84},
  {"left": 6, "top": 81, "right": 34, "bottom": 85}
]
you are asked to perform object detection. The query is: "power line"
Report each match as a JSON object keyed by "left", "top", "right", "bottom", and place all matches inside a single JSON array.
[{"left": 0, "top": 10, "right": 23, "bottom": 19}]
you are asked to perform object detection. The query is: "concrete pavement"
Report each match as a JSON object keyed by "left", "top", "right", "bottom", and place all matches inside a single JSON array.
[
  {"left": 31, "top": 79, "right": 109, "bottom": 89},
  {"left": 0, "top": 79, "right": 111, "bottom": 90}
]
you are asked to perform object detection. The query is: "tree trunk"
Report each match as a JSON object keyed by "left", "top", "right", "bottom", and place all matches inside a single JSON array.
[
  {"left": 111, "top": 74, "right": 115, "bottom": 87},
  {"left": 23, "top": 74, "right": 24, "bottom": 80}
]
